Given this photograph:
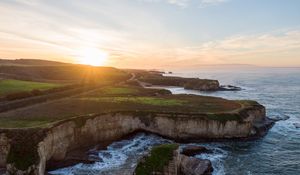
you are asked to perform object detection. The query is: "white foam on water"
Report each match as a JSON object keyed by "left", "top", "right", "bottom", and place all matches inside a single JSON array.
[
  {"left": 49, "top": 133, "right": 171, "bottom": 175},
  {"left": 181, "top": 144, "right": 228, "bottom": 175}
]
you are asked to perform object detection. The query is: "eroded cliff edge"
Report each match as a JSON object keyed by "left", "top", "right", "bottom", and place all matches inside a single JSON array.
[{"left": 0, "top": 101, "right": 274, "bottom": 175}]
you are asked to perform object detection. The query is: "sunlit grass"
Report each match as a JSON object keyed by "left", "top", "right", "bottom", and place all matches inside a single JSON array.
[
  {"left": 101, "top": 87, "right": 139, "bottom": 95},
  {"left": 0, "top": 79, "right": 62, "bottom": 96}
]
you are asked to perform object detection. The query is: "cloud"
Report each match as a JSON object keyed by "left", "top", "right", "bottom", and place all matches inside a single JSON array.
[
  {"left": 168, "top": 30, "right": 300, "bottom": 67},
  {"left": 140, "top": 0, "right": 228, "bottom": 7},
  {"left": 167, "top": 0, "right": 189, "bottom": 7},
  {"left": 107, "top": 30, "right": 300, "bottom": 68},
  {"left": 198, "top": 0, "right": 228, "bottom": 7}
]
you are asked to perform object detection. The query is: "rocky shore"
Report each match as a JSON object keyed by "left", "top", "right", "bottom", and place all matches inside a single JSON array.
[{"left": 0, "top": 101, "right": 274, "bottom": 175}]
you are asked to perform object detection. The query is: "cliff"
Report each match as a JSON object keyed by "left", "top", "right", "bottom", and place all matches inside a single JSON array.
[{"left": 0, "top": 102, "right": 273, "bottom": 175}]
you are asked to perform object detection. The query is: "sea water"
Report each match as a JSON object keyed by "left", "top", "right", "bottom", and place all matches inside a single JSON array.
[{"left": 50, "top": 67, "right": 300, "bottom": 175}]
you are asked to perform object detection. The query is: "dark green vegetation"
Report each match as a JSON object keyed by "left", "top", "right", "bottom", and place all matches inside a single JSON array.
[
  {"left": 4, "top": 129, "right": 46, "bottom": 171},
  {"left": 135, "top": 144, "right": 179, "bottom": 175},
  {"left": 0, "top": 79, "right": 62, "bottom": 97},
  {"left": 6, "top": 139, "right": 39, "bottom": 171}
]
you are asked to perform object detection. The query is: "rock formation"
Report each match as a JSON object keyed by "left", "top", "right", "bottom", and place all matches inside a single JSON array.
[
  {"left": 134, "top": 145, "right": 213, "bottom": 175},
  {"left": 181, "top": 145, "right": 212, "bottom": 157}
]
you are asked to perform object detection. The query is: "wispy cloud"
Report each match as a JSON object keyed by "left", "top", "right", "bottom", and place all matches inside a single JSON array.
[
  {"left": 166, "top": 30, "right": 300, "bottom": 67},
  {"left": 140, "top": 0, "right": 228, "bottom": 8},
  {"left": 198, "top": 0, "right": 228, "bottom": 7},
  {"left": 167, "top": 0, "right": 189, "bottom": 7}
]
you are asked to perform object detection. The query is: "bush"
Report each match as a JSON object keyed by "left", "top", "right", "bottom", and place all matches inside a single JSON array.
[{"left": 135, "top": 144, "right": 179, "bottom": 175}]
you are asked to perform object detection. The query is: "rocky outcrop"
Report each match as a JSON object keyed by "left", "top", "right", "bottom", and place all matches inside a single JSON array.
[
  {"left": 0, "top": 103, "right": 273, "bottom": 175},
  {"left": 137, "top": 72, "right": 241, "bottom": 91},
  {"left": 181, "top": 146, "right": 211, "bottom": 157},
  {"left": 294, "top": 123, "right": 300, "bottom": 129},
  {"left": 134, "top": 146, "right": 212, "bottom": 175},
  {"left": 137, "top": 73, "right": 221, "bottom": 91},
  {"left": 180, "top": 155, "right": 213, "bottom": 175},
  {"left": 184, "top": 80, "right": 219, "bottom": 91},
  {"left": 219, "top": 85, "right": 242, "bottom": 91},
  {"left": 137, "top": 146, "right": 180, "bottom": 175}
]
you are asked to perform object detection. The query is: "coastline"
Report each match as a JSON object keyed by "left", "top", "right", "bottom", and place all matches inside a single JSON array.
[{"left": 0, "top": 71, "right": 277, "bottom": 175}]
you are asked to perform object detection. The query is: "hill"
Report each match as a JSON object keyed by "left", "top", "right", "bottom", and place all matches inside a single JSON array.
[{"left": 0, "top": 59, "right": 129, "bottom": 83}]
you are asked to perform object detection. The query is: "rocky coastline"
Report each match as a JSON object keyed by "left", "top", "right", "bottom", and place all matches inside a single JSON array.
[
  {"left": 134, "top": 71, "right": 242, "bottom": 91},
  {"left": 0, "top": 102, "right": 275, "bottom": 175}
]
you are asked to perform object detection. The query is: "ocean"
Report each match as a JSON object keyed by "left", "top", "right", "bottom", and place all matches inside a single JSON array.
[{"left": 50, "top": 67, "right": 300, "bottom": 175}]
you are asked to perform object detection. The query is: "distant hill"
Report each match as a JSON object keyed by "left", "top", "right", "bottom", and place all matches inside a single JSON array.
[
  {"left": 0, "top": 59, "right": 69, "bottom": 66},
  {"left": 0, "top": 59, "right": 129, "bottom": 83},
  {"left": 196, "top": 64, "right": 259, "bottom": 69}
]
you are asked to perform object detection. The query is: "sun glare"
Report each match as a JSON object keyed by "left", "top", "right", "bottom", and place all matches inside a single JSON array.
[{"left": 78, "top": 48, "right": 108, "bottom": 66}]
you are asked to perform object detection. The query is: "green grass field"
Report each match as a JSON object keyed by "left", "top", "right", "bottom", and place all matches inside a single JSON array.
[
  {"left": 101, "top": 87, "right": 139, "bottom": 95},
  {"left": 78, "top": 96, "right": 186, "bottom": 106},
  {"left": 82, "top": 86, "right": 171, "bottom": 97},
  {"left": 0, "top": 86, "right": 250, "bottom": 128},
  {"left": 0, "top": 79, "right": 62, "bottom": 96}
]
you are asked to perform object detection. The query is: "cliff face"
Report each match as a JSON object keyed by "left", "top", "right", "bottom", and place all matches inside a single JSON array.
[{"left": 1, "top": 105, "right": 269, "bottom": 175}]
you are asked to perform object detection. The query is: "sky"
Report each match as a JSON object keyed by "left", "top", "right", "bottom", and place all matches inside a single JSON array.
[{"left": 0, "top": 0, "right": 300, "bottom": 69}]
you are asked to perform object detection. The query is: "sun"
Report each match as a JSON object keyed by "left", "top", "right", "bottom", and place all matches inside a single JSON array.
[{"left": 78, "top": 48, "right": 108, "bottom": 66}]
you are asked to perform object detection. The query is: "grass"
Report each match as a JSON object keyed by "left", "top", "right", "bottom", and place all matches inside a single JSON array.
[
  {"left": 0, "top": 86, "right": 249, "bottom": 128},
  {"left": 0, "top": 118, "right": 54, "bottom": 128},
  {"left": 0, "top": 79, "right": 62, "bottom": 96},
  {"left": 235, "top": 100, "right": 259, "bottom": 106},
  {"left": 135, "top": 144, "right": 179, "bottom": 175},
  {"left": 82, "top": 86, "right": 171, "bottom": 97},
  {"left": 101, "top": 87, "right": 139, "bottom": 95},
  {"left": 78, "top": 97, "right": 186, "bottom": 106}
]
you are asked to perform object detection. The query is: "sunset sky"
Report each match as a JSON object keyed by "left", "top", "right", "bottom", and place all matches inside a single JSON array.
[{"left": 0, "top": 0, "right": 300, "bottom": 69}]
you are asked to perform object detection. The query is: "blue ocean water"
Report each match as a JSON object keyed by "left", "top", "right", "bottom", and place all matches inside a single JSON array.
[
  {"left": 50, "top": 68, "right": 300, "bottom": 175},
  {"left": 166, "top": 67, "right": 300, "bottom": 175}
]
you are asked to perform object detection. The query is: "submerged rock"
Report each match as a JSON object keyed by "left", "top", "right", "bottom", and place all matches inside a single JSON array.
[
  {"left": 180, "top": 155, "right": 213, "bottom": 175},
  {"left": 219, "top": 85, "right": 242, "bottom": 91},
  {"left": 293, "top": 123, "right": 300, "bottom": 129},
  {"left": 270, "top": 115, "right": 290, "bottom": 121},
  {"left": 181, "top": 146, "right": 212, "bottom": 156},
  {"left": 252, "top": 117, "right": 276, "bottom": 138}
]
